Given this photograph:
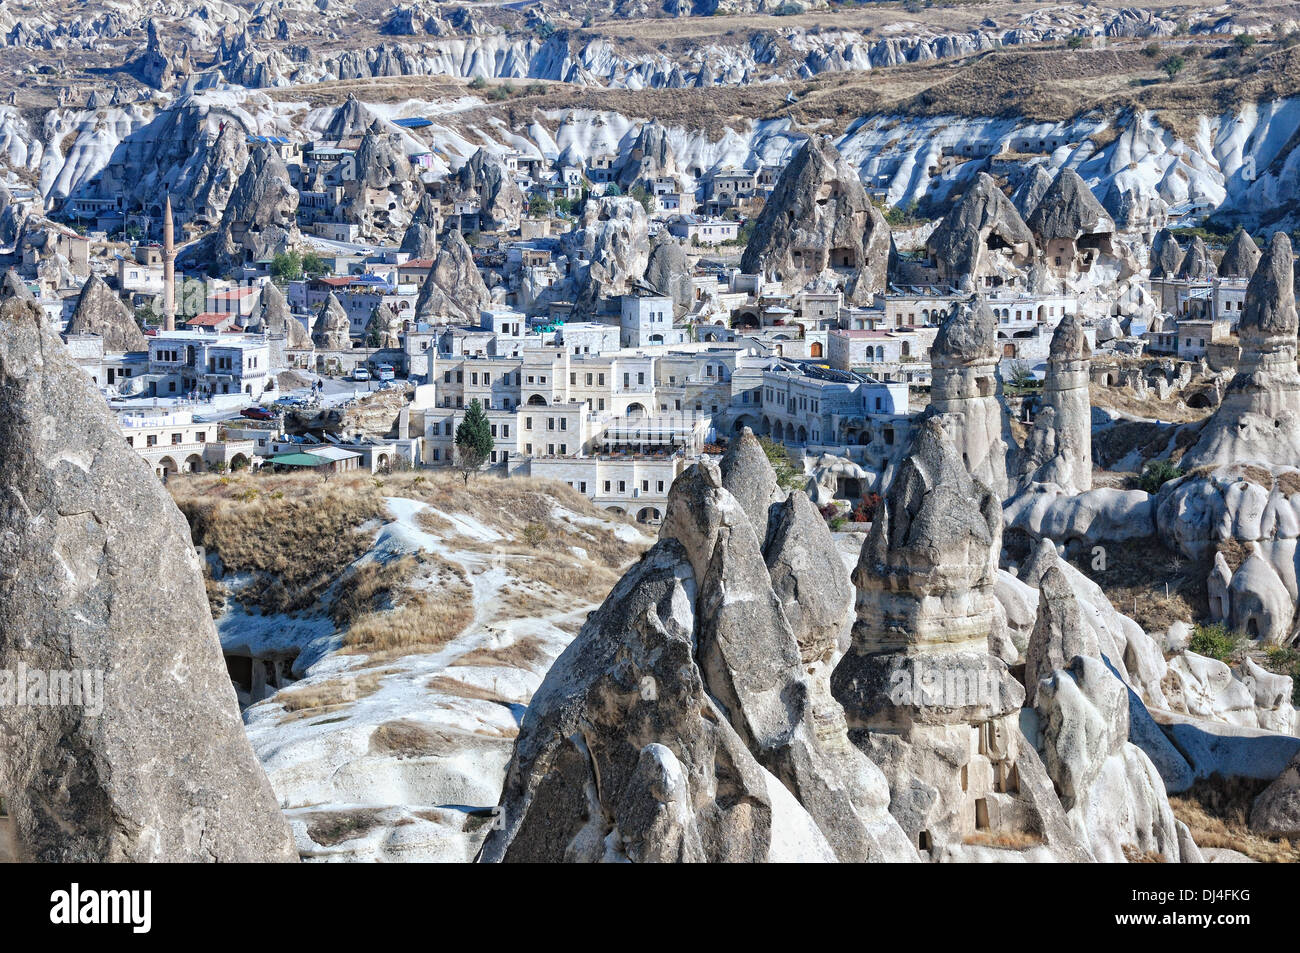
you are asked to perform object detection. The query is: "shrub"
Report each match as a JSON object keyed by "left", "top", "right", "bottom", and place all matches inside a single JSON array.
[
  {"left": 1140, "top": 460, "right": 1182, "bottom": 493},
  {"left": 1189, "top": 623, "right": 1243, "bottom": 661},
  {"left": 1067, "top": 35, "right": 1085, "bottom": 49},
  {"left": 1162, "top": 54, "right": 1186, "bottom": 79},
  {"left": 757, "top": 436, "right": 803, "bottom": 490},
  {"left": 521, "top": 522, "right": 549, "bottom": 547},
  {"left": 468, "top": 76, "right": 488, "bottom": 90}
]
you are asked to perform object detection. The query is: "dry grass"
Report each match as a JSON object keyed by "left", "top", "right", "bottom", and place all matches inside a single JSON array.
[
  {"left": 340, "top": 552, "right": 474, "bottom": 657},
  {"left": 304, "top": 808, "right": 387, "bottom": 847},
  {"left": 172, "top": 473, "right": 387, "bottom": 615},
  {"left": 330, "top": 553, "right": 423, "bottom": 627},
  {"left": 451, "top": 634, "right": 552, "bottom": 670},
  {"left": 425, "top": 674, "right": 508, "bottom": 704},
  {"left": 368, "top": 720, "right": 465, "bottom": 759},
  {"left": 961, "top": 830, "right": 1044, "bottom": 850},
  {"left": 1122, "top": 844, "right": 1168, "bottom": 863},
  {"left": 1065, "top": 537, "right": 1209, "bottom": 634},
  {"left": 1277, "top": 471, "right": 1300, "bottom": 497},
  {"left": 1170, "top": 776, "right": 1300, "bottom": 864},
  {"left": 273, "top": 668, "right": 393, "bottom": 721}
]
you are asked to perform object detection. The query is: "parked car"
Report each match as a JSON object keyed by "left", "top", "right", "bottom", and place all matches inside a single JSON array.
[
  {"left": 240, "top": 407, "right": 275, "bottom": 420},
  {"left": 352, "top": 367, "right": 371, "bottom": 382}
]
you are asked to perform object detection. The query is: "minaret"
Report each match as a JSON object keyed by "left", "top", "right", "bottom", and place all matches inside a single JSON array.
[{"left": 162, "top": 192, "right": 176, "bottom": 332}]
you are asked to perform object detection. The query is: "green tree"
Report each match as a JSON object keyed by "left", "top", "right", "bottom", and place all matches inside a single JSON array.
[
  {"left": 1234, "top": 33, "right": 1257, "bottom": 54},
  {"left": 454, "top": 399, "right": 494, "bottom": 483},
  {"left": 629, "top": 184, "right": 654, "bottom": 214},
  {"left": 1067, "top": 35, "right": 1085, "bottom": 49},
  {"left": 468, "top": 76, "right": 488, "bottom": 90},
  {"left": 1162, "top": 54, "right": 1186, "bottom": 79},
  {"left": 271, "top": 251, "right": 303, "bottom": 283},
  {"left": 757, "top": 436, "right": 803, "bottom": 491},
  {"left": 301, "top": 252, "right": 329, "bottom": 277},
  {"left": 528, "top": 193, "right": 553, "bottom": 217}
]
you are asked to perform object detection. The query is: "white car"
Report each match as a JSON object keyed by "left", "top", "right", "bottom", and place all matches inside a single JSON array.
[{"left": 352, "top": 368, "right": 371, "bottom": 382}]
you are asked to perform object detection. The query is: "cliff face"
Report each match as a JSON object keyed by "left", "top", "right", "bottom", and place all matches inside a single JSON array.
[{"left": 0, "top": 295, "right": 297, "bottom": 862}]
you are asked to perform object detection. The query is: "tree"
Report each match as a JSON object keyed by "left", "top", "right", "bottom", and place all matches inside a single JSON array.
[
  {"left": 1234, "top": 33, "right": 1257, "bottom": 54},
  {"left": 757, "top": 436, "right": 803, "bottom": 491},
  {"left": 1162, "top": 54, "right": 1186, "bottom": 79},
  {"left": 454, "top": 399, "right": 494, "bottom": 483},
  {"left": 630, "top": 184, "right": 654, "bottom": 215},
  {"left": 271, "top": 251, "right": 302, "bottom": 283},
  {"left": 468, "top": 76, "right": 488, "bottom": 90},
  {"left": 301, "top": 252, "right": 329, "bottom": 278}
]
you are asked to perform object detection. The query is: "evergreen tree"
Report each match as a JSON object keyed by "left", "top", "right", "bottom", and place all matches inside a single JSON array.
[{"left": 454, "top": 399, "right": 494, "bottom": 483}]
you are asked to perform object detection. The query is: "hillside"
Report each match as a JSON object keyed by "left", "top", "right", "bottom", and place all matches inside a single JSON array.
[{"left": 170, "top": 470, "right": 652, "bottom": 861}]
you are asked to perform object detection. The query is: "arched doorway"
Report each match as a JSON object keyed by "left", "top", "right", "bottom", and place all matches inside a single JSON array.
[
  {"left": 527, "top": 394, "right": 548, "bottom": 406},
  {"left": 184, "top": 454, "right": 203, "bottom": 473},
  {"left": 626, "top": 402, "right": 647, "bottom": 417},
  {"left": 810, "top": 341, "right": 823, "bottom": 358},
  {"left": 636, "top": 506, "right": 662, "bottom": 524}
]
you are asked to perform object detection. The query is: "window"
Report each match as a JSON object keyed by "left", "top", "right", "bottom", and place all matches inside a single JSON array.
[{"left": 603, "top": 481, "right": 611, "bottom": 492}]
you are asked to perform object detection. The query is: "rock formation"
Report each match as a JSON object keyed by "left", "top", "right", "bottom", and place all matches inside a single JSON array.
[
  {"left": 740, "top": 135, "right": 891, "bottom": 305},
  {"left": 570, "top": 196, "right": 651, "bottom": 317},
  {"left": 414, "top": 228, "right": 492, "bottom": 323},
  {"left": 1181, "top": 233, "right": 1300, "bottom": 470},
  {"left": 252, "top": 281, "right": 311, "bottom": 349},
  {"left": 1218, "top": 228, "right": 1262, "bottom": 280},
  {"left": 1, "top": 269, "right": 33, "bottom": 303},
  {"left": 616, "top": 121, "right": 678, "bottom": 192},
  {"left": 455, "top": 148, "right": 524, "bottom": 232},
  {"left": 1026, "top": 169, "right": 1117, "bottom": 276},
  {"left": 208, "top": 143, "right": 299, "bottom": 272},
  {"left": 644, "top": 231, "right": 693, "bottom": 315},
  {"left": 928, "top": 172, "right": 1035, "bottom": 292},
  {"left": 1176, "top": 235, "right": 1216, "bottom": 280},
  {"left": 924, "top": 298, "right": 1010, "bottom": 498},
  {"left": 0, "top": 294, "right": 297, "bottom": 862},
  {"left": 66, "top": 275, "right": 148, "bottom": 353},
  {"left": 832, "top": 418, "right": 1087, "bottom": 859},
  {"left": 1011, "top": 165, "right": 1054, "bottom": 220},
  {"left": 344, "top": 120, "right": 420, "bottom": 240},
  {"left": 480, "top": 429, "right": 916, "bottom": 862},
  {"left": 1016, "top": 312, "right": 1092, "bottom": 493},
  {"left": 366, "top": 302, "right": 403, "bottom": 348},
  {"left": 1149, "top": 228, "right": 1182, "bottom": 278},
  {"left": 1029, "top": 566, "right": 1185, "bottom": 861},
  {"left": 312, "top": 293, "right": 352, "bottom": 351}
]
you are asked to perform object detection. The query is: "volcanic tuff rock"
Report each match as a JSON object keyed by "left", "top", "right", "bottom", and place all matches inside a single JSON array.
[
  {"left": 1026, "top": 169, "right": 1115, "bottom": 243},
  {"left": 414, "top": 227, "right": 492, "bottom": 323},
  {"left": 1, "top": 269, "right": 33, "bottom": 303},
  {"left": 1016, "top": 312, "right": 1092, "bottom": 494},
  {"left": 1149, "top": 228, "right": 1183, "bottom": 279},
  {"left": 0, "top": 295, "right": 297, "bottom": 862},
  {"left": 927, "top": 172, "right": 1035, "bottom": 293},
  {"left": 1218, "top": 228, "right": 1262, "bottom": 279},
  {"left": 832, "top": 418, "right": 1087, "bottom": 859},
  {"left": 616, "top": 121, "right": 678, "bottom": 192},
  {"left": 66, "top": 275, "right": 147, "bottom": 353},
  {"left": 570, "top": 196, "right": 650, "bottom": 317},
  {"left": 1176, "top": 235, "right": 1217, "bottom": 281},
  {"left": 210, "top": 143, "right": 299, "bottom": 271},
  {"left": 456, "top": 148, "right": 524, "bottom": 233},
  {"left": 740, "top": 135, "right": 891, "bottom": 306},
  {"left": 1181, "top": 233, "right": 1300, "bottom": 470},
  {"left": 252, "top": 281, "right": 311, "bottom": 349},
  {"left": 480, "top": 438, "right": 916, "bottom": 862},
  {"left": 1011, "top": 165, "right": 1054, "bottom": 220},
  {"left": 366, "top": 302, "right": 403, "bottom": 349},
  {"left": 312, "top": 293, "right": 352, "bottom": 351},
  {"left": 924, "top": 298, "right": 1010, "bottom": 498},
  {"left": 644, "top": 231, "right": 693, "bottom": 315}
]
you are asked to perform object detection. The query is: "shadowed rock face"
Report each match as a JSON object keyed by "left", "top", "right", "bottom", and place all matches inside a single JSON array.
[
  {"left": 67, "top": 275, "right": 147, "bottom": 353},
  {"left": 366, "top": 302, "right": 403, "bottom": 348},
  {"left": 0, "top": 270, "right": 32, "bottom": 303},
  {"left": 0, "top": 296, "right": 297, "bottom": 862},
  {"left": 644, "top": 232, "right": 693, "bottom": 314},
  {"left": 210, "top": 143, "right": 299, "bottom": 270},
  {"left": 740, "top": 135, "right": 891, "bottom": 305},
  {"left": 928, "top": 173, "right": 1035, "bottom": 291},
  {"left": 1149, "top": 228, "right": 1182, "bottom": 279},
  {"left": 455, "top": 148, "right": 523, "bottom": 232},
  {"left": 312, "top": 293, "right": 352, "bottom": 351},
  {"left": 1026, "top": 169, "right": 1115, "bottom": 242},
  {"left": 1218, "top": 228, "right": 1262, "bottom": 280},
  {"left": 1176, "top": 235, "right": 1216, "bottom": 281},
  {"left": 254, "top": 282, "right": 311, "bottom": 348},
  {"left": 1182, "top": 233, "right": 1300, "bottom": 470}
]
